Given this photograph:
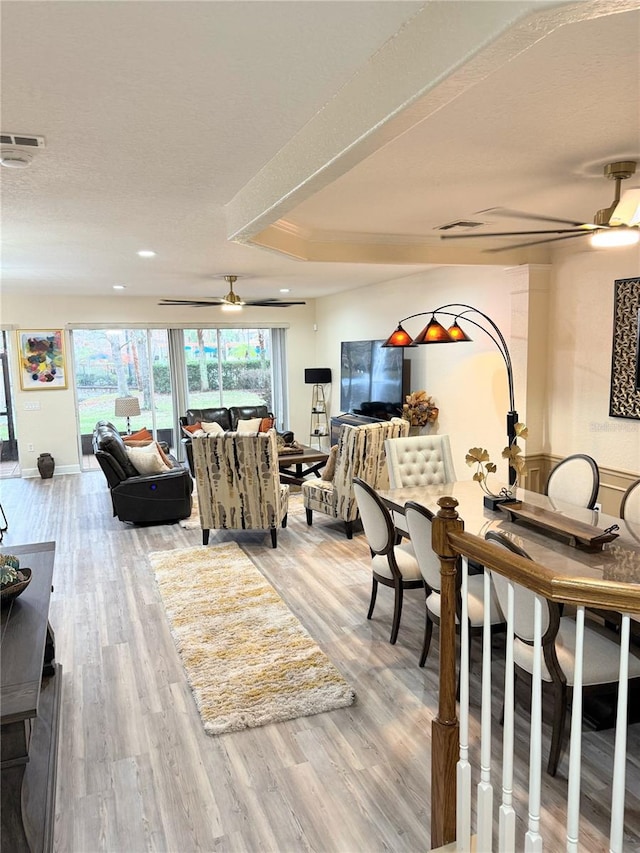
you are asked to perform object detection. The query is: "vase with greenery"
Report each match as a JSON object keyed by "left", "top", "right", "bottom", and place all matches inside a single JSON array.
[{"left": 465, "top": 422, "right": 528, "bottom": 506}]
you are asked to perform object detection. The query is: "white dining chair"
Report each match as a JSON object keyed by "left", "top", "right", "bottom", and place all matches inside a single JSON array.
[
  {"left": 405, "top": 500, "right": 504, "bottom": 668},
  {"left": 486, "top": 529, "right": 640, "bottom": 776},
  {"left": 385, "top": 434, "right": 457, "bottom": 537},
  {"left": 353, "top": 477, "right": 423, "bottom": 645},
  {"left": 620, "top": 477, "right": 640, "bottom": 524},
  {"left": 544, "top": 453, "right": 600, "bottom": 509}
]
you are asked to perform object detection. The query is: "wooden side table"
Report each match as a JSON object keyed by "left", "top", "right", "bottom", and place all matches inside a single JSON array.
[{"left": 1, "top": 541, "right": 61, "bottom": 853}]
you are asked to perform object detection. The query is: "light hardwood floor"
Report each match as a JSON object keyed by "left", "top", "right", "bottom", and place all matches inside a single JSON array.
[{"left": 0, "top": 472, "right": 639, "bottom": 853}]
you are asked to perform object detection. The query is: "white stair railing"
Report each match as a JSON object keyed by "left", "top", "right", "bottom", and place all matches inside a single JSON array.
[{"left": 430, "top": 500, "right": 639, "bottom": 852}]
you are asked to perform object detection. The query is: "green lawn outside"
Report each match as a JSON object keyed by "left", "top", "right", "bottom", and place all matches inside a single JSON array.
[{"left": 78, "top": 389, "right": 267, "bottom": 435}]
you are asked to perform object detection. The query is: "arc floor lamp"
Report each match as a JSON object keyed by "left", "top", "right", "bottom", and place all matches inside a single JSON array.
[{"left": 382, "top": 303, "right": 519, "bottom": 485}]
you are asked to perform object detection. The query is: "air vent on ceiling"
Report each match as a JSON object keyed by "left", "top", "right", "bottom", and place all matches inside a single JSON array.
[
  {"left": 436, "top": 220, "right": 485, "bottom": 231},
  {"left": 0, "top": 133, "right": 45, "bottom": 148}
]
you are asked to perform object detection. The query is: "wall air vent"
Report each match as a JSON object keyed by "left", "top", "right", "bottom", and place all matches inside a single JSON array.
[
  {"left": 0, "top": 133, "right": 45, "bottom": 148},
  {"left": 436, "top": 220, "right": 485, "bottom": 231}
]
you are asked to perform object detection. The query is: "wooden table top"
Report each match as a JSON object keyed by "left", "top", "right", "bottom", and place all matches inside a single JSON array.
[
  {"left": 377, "top": 480, "right": 640, "bottom": 589},
  {"left": 277, "top": 445, "right": 329, "bottom": 466},
  {"left": 1, "top": 541, "right": 55, "bottom": 724}
]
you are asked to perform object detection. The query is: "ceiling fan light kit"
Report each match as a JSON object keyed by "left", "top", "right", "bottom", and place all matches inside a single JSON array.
[
  {"left": 439, "top": 160, "right": 640, "bottom": 252},
  {"left": 590, "top": 226, "right": 640, "bottom": 248}
]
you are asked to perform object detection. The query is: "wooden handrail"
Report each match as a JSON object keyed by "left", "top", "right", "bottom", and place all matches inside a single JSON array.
[
  {"left": 447, "top": 530, "right": 640, "bottom": 615},
  {"left": 429, "top": 495, "right": 640, "bottom": 849}
]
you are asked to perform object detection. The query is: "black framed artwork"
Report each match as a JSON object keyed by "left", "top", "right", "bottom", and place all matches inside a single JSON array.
[{"left": 609, "top": 276, "right": 640, "bottom": 420}]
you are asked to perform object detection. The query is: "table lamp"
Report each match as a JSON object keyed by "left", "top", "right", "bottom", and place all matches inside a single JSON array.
[{"left": 114, "top": 396, "right": 141, "bottom": 435}]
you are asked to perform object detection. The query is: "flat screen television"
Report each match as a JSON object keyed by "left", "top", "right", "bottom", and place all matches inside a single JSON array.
[{"left": 340, "top": 339, "right": 408, "bottom": 414}]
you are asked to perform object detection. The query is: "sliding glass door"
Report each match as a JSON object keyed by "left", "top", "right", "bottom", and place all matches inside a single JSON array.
[
  {"left": 72, "top": 325, "right": 286, "bottom": 471},
  {"left": 72, "top": 328, "right": 174, "bottom": 471},
  {"left": 183, "top": 328, "right": 272, "bottom": 411}
]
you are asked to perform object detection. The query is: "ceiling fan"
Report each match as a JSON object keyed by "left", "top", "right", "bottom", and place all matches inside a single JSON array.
[
  {"left": 158, "top": 275, "right": 306, "bottom": 309},
  {"left": 439, "top": 160, "right": 640, "bottom": 253}
]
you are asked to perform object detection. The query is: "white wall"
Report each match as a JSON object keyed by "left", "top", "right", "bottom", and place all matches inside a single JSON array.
[
  {"left": 547, "top": 245, "right": 640, "bottom": 476},
  {"left": 1, "top": 294, "right": 317, "bottom": 475}
]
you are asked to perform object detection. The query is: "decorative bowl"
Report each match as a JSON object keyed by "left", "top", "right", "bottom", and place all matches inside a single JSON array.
[{"left": 0, "top": 567, "right": 32, "bottom": 606}]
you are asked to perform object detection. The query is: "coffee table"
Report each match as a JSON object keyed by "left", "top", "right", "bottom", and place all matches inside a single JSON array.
[{"left": 278, "top": 445, "right": 329, "bottom": 486}]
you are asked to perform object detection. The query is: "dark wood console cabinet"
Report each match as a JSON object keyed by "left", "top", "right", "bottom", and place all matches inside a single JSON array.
[{"left": 1, "top": 541, "right": 61, "bottom": 853}]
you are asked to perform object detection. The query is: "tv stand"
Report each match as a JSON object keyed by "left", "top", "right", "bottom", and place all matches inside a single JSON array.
[
  {"left": 330, "top": 412, "right": 386, "bottom": 445},
  {"left": 1, "top": 541, "right": 60, "bottom": 853}
]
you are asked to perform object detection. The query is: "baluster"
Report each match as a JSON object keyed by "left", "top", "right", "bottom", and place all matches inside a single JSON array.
[
  {"left": 457, "top": 556, "right": 471, "bottom": 852},
  {"left": 610, "top": 613, "right": 631, "bottom": 853},
  {"left": 476, "top": 569, "right": 494, "bottom": 851},
  {"left": 525, "top": 595, "right": 543, "bottom": 853},
  {"left": 566, "top": 606, "right": 585, "bottom": 852},
  {"left": 499, "top": 580, "right": 516, "bottom": 852}
]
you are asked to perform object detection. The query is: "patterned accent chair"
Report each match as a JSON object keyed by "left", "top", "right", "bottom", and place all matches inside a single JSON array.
[
  {"left": 302, "top": 417, "right": 409, "bottom": 539},
  {"left": 192, "top": 429, "right": 289, "bottom": 548}
]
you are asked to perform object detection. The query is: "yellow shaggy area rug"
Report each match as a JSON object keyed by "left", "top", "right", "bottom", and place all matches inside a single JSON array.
[{"left": 148, "top": 543, "right": 355, "bottom": 735}]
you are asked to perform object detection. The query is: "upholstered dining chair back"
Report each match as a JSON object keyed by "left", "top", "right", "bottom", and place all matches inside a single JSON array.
[
  {"left": 620, "top": 477, "right": 640, "bottom": 523},
  {"left": 302, "top": 417, "right": 409, "bottom": 538},
  {"left": 353, "top": 477, "right": 423, "bottom": 644},
  {"left": 544, "top": 453, "right": 600, "bottom": 509},
  {"left": 385, "top": 433, "right": 457, "bottom": 489},
  {"left": 385, "top": 433, "right": 456, "bottom": 538},
  {"left": 192, "top": 429, "right": 289, "bottom": 548},
  {"left": 407, "top": 502, "right": 504, "bottom": 668}
]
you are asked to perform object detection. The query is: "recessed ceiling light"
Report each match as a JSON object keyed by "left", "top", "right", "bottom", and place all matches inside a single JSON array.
[
  {"left": 113, "top": 284, "right": 126, "bottom": 290},
  {"left": 279, "top": 288, "right": 291, "bottom": 293},
  {"left": 137, "top": 249, "right": 156, "bottom": 258}
]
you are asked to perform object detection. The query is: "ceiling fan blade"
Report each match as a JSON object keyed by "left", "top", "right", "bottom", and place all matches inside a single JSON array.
[
  {"left": 158, "top": 299, "right": 224, "bottom": 307},
  {"left": 441, "top": 227, "right": 591, "bottom": 240},
  {"left": 245, "top": 299, "right": 306, "bottom": 307},
  {"left": 478, "top": 207, "right": 588, "bottom": 228},
  {"left": 610, "top": 188, "right": 640, "bottom": 226},
  {"left": 484, "top": 231, "right": 593, "bottom": 253}
]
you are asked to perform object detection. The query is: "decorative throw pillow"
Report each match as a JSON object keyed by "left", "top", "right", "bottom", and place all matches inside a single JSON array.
[
  {"left": 322, "top": 444, "right": 338, "bottom": 481},
  {"left": 123, "top": 438, "right": 154, "bottom": 447},
  {"left": 200, "top": 420, "right": 225, "bottom": 435},
  {"left": 236, "top": 417, "right": 262, "bottom": 434},
  {"left": 181, "top": 422, "right": 202, "bottom": 438},
  {"left": 155, "top": 442, "right": 173, "bottom": 469},
  {"left": 259, "top": 417, "right": 275, "bottom": 432},
  {"left": 123, "top": 428, "right": 153, "bottom": 443},
  {"left": 126, "top": 443, "right": 171, "bottom": 475}
]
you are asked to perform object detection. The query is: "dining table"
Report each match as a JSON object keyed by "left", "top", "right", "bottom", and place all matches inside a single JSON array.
[{"left": 376, "top": 479, "right": 640, "bottom": 595}]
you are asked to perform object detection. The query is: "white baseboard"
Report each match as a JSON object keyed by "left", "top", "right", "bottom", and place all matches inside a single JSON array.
[{"left": 22, "top": 465, "right": 82, "bottom": 478}]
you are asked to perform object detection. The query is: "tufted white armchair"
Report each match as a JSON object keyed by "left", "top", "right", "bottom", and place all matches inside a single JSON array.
[
  {"left": 384, "top": 433, "right": 457, "bottom": 536},
  {"left": 302, "top": 418, "right": 409, "bottom": 539},
  {"left": 192, "top": 429, "right": 289, "bottom": 548}
]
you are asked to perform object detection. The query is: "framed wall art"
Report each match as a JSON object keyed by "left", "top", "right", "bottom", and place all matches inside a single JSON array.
[
  {"left": 609, "top": 276, "right": 640, "bottom": 420},
  {"left": 17, "top": 329, "right": 68, "bottom": 391}
]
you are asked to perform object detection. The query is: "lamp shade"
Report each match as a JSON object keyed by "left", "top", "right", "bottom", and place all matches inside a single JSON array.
[
  {"left": 447, "top": 320, "right": 472, "bottom": 342},
  {"left": 412, "top": 316, "right": 455, "bottom": 344},
  {"left": 382, "top": 324, "right": 414, "bottom": 347},
  {"left": 114, "top": 396, "right": 141, "bottom": 418},
  {"left": 304, "top": 368, "right": 332, "bottom": 384}
]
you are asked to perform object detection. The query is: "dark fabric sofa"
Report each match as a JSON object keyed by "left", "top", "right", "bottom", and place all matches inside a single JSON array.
[{"left": 93, "top": 421, "right": 193, "bottom": 524}]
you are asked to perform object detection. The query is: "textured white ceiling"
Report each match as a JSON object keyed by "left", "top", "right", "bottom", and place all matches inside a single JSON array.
[{"left": 1, "top": 0, "right": 639, "bottom": 302}]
